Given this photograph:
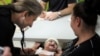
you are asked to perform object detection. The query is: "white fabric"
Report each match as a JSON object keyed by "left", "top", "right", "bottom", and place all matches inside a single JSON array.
[{"left": 35, "top": 47, "right": 55, "bottom": 56}]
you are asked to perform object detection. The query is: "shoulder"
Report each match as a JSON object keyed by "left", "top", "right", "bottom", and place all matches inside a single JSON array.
[
  {"left": 92, "top": 34, "right": 100, "bottom": 43},
  {"left": 90, "top": 34, "right": 100, "bottom": 50},
  {"left": 91, "top": 34, "right": 100, "bottom": 55},
  {"left": 0, "top": 5, "right": 11, "bottom": 16},
  {"left": 41, "top": 0, "right": 49, "bottom": 2},
  {"left": 68, "top": 0, "right": 76, "bottom": 4}
]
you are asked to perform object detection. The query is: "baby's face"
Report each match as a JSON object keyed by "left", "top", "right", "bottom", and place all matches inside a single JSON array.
[{"left": 44, "top": 40, "right": 58, "bottom": 52}]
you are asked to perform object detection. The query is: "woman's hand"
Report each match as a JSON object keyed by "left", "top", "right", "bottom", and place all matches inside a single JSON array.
[
  {"left": 20, "top": 48, "right": 35, "bottom": 55},
  {"left": 40, "top": 11, "right": 60, "bottom": 21},
  {"left": 44, "top": 11, "right": 60, "bottom": 21},
  {"left": 39, "top": 11, "right": 46, "bottom": 18},
  {"left": 20, "top": 42, "right": 41, "bottom": 55},
  {"left": 2, "top": 47, "right": 12, "bottom": 56}
]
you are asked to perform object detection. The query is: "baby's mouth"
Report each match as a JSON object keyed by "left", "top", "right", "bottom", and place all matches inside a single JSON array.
[{"left": 49, "top": 45, "right": 55, "bottom": 48}]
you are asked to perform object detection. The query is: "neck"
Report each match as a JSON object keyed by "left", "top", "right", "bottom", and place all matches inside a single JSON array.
[
  {"left": 11, "top": 12, "right": 19, "bottom": 24},
  {"left": 75, "top": 29, "right": 95, "bottom": 46},
  {"left": 11, "top": 12, "right": 16, "bottom": 23}
]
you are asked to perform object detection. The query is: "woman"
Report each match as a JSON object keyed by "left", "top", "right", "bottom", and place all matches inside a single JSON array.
[
  {"left": 0, "top": 0, "right": 42, "bottom": 56},
  {"left": 61, "top": 0, "right": 100, "bottom": 56}
]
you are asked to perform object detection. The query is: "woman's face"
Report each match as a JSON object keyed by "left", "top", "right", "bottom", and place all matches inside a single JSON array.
[
  {"left": 17, "top": 13, "right": 37, "bottom": 29},
  {"left": 71, "top": 13, "right": 82, "bottom": 36},
  {"left": 44, "top": 40, "right": 58, "bottom": 52},
  {"left": 22, "top": 15, "right": 37, "bottom": 28},
  {"left": 71, "top": 13, "right": 80, "bottom": 36},
  {"left": 13, "top": 11, "right": 38, "bottom": 30},
  {"left": 71, "top": 14, "right": 76, "bottom": 33}
]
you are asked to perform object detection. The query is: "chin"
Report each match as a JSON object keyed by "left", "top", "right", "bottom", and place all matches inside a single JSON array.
[
  {"left": 49, "top": 48, "right": 56, "bottom": 51},
  {"left": 17, "top": 24, "right": 23, "bottom": 29}
]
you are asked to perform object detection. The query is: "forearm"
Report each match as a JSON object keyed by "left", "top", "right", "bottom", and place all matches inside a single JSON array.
[{"left": 58, "top": 3, "right": 76, "bottom": 16}]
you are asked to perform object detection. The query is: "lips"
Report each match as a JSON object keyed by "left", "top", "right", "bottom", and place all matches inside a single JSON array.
[{"left": 49, "top": 45, "right": 55, "bottom": 48}]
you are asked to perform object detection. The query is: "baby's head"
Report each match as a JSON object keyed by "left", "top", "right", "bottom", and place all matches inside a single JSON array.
[{"left": 44, "top": 38, "right": 61, "bottom": 52}]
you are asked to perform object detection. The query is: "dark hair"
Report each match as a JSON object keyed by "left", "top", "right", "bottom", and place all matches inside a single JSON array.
[{"left": 73, "top": 0, "right": 100, "bottom": 27}]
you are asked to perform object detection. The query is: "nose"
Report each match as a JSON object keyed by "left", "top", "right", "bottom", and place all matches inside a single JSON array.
[
  {"left": 29, "top": 21, "right": 34, "bottom": 27},
  {"left": 29, "top": 22, "right": 33, "bottom": 27},
  {"left": 29, "top": 25, "right": 32, "bottom": 27},
  {"left": 51, "top": 42, "right": 55, "bottom": 44}
]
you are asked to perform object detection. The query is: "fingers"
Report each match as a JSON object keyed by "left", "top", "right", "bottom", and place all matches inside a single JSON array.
[
  {"left": 40, "top": 11, "right": 59, "bottom": 21},
  {"left": 44, "top": 12, "right": 53, "bottom": 20},
  {"left": 2, "top": 47, "right": 12, "bottom": 56},
  {"left": 39, "top": 11, "right": 46, "bottom": 18},
  {"left": 55, "top": 48, "right": 62, "bottom": 56},
  {"left": 32, "top": 42, "right": 41, "bottom": 50},
  {"left": 44, "top": 12, "right": 59, "bottom": 21},
  {"left": 25, "top": 48, "right": 35, "bottom": 55},
  {"left": 21, "top": 48, "right": 35, "bottom": 55}
]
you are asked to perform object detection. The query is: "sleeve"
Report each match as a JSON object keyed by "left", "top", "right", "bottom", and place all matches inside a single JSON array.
[
  {"left": 68, "top": 0, "right": 76, "bottom": 4},
  {"left": 12, "top": 0, "right": 17, "bottom": 3},
  {"left": 32, "top": 54, "right": 39, "bottom": 56},
  {"left": 42, "top": 0, "right": 49, "bottom": 2},
  {"left": 13, "top": 47, "right": 21, "bottom": 55}
]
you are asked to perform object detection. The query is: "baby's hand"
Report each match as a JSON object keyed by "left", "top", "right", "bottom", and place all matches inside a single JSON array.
[{"left": 55, "top": 48, "right": 62, "bottom": 56}]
